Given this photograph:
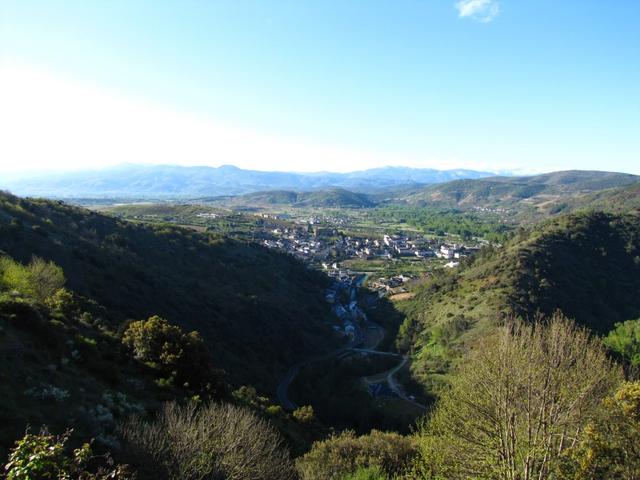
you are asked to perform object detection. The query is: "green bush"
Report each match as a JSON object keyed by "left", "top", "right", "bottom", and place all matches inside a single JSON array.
[
  {"left": 296, "top": 430, "right": 417, "bottom": 480},
  {"left": 292, "top": 405, "right": 315, "bottom": 424},
  {"left": 122, "top": 316, "right": 223, "bottom": 396},
  {"left": 557, "top": 381, "right": 640, "bottom": 479},
  {"left": 604, "top": 319, "right": 640, "bottom": 366},
  {"left": 0, "top": 256, "right": 65, "bottom": 303},
  {"left": 3, "top": 429, "right": 134, "bottom": 479},
  {"left": 344, "top": 466, "right": 387, "bottom": 480}
]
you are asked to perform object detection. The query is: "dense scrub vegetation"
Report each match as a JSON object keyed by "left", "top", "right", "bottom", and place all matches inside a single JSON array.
[
  {"left": 3, "top": 429, "right": 135, "bottom": 479},
  {"left": 0, "top": 191, "right": 338, "bottom": 391},
  {"left": 296, "top": 430, "right": 417, "bottom": 480},
  {"left": 0, "top": 193, "right": 338, "bottom": 468},
  {"left": 395, "top": 211, "right": 640, "bottom": 393},
  {"left": 3, "top": 190, "right": 640, "bottom": 478}
]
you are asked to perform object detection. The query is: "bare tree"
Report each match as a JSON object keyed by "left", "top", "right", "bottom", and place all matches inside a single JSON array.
[
  {"left": 119, "top": 401, "right": 295, "bottom": 480},
  {"left": 416, "top": 313, "right": 623, "bottom": 480}
]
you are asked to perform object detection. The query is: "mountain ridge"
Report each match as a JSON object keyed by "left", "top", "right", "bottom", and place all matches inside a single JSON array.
[{"left": 0, "top": 164, "right": 494, "bottom": 198}]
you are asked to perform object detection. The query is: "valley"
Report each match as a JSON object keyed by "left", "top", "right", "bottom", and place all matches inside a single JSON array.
[
  {"left": 3, "top": 2, "right": 639, "bottom": 476},
  {"left": 2, "top": 169, "right": 640, "bottom": 478}
]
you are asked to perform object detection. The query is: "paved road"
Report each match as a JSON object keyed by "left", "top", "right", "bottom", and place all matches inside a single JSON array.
[
  {"left": 276, "top": 363, "right": 302, "bottom": 410},
  {"left": 363, "top": 355, "right": 427, "bottom": 410},
  {"left": 349, "top": 348, "right": 401, "bottom": 357},
  {"left": 276, "top": 329, "right": 363, "bottom": 410},
  {"left": 276, "top": 272, "right": 421, "bottom": 412}
]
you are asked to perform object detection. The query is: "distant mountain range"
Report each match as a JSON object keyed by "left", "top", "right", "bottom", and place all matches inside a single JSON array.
[{"left": 0, "top": 164, "right": 493, "bottom": 198}]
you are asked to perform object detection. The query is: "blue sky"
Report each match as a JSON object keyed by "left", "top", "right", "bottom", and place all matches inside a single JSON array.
[{"left": 0, "top": 0, "right": 638, "bottom": 174}]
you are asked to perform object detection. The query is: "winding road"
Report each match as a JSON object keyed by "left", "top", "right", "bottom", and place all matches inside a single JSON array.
[
  {"left": 276, "top": 323, "right": 364, "bottom": 410},
  {"left": 276, "top": 273, "right": 425, "bottom": 411}
]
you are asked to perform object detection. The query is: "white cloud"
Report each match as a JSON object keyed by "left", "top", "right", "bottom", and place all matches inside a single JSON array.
[{"left": 455, "top": 0, "right": 500, "bottom": 23}]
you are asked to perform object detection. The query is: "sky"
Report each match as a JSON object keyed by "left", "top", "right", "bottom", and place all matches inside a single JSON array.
[{"left": 0, "top": 0, "right": 639, "bottom": 175}]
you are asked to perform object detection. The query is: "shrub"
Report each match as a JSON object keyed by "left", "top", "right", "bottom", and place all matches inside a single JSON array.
[
  {"left": 45, "top": 288, "right": 80, "bottom": 319},
  {"left": 557, "top": 381, "right": 640, "bottom": 479},
  {"left": 344, "top": 466, "right": 387, "bottom": 480},
  {"left": 3, "top": 429, "right": 135, "bottom": 479},
  {"left": 121, "top": 316, "right": 222, "bottom": 395},
  {"left": 266, "top": 405, "right": 284, "bottom": 416},
  {"left": 0, "top": 256, "right": 65, "bottom": 303},
  {"left": 26, "top": 257, "right": 66, "bottom": 303},
  {"left": 296, "top": 430, "right": 417, "bottom": 480},
  {"left": 604, "top": 318, "right": 640, "bottom": 366},
  {"left": 292, "top": 405, "right": 315, "bottom": 424},
  {"left": 119, "top": 401, "right": 295, "bottom": 480}
]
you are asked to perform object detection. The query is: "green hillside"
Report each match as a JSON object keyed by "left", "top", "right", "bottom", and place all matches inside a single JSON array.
[
  {"left": 0, "top": 192, "right": 338, "bottom": 393},
  {"left": 395, "top": 211, "right": 640, "bottom": 394},
  {"left": 396, "top": 170, "right": 640, "bottom": 222},
  {"left": 211, "top": 188, "right": 376, "bottom": 209}
]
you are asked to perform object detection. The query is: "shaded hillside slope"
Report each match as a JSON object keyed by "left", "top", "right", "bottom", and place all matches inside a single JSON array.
[
  {"left": 0, "top": 192, "right": 337, "bottom": 391},
  {"left": 0, "top": 259, "right": 164, "bottom": 454},
  {"left": 395, "top": 211, "right": 640, "bottom": 392}
]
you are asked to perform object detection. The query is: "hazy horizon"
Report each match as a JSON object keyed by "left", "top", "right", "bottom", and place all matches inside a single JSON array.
[
  {"left": 3, "top": 162, "right": 640, "bottom": 181},
  {"left": 1, "top": 1, "right": 639, "bottom": 175}
]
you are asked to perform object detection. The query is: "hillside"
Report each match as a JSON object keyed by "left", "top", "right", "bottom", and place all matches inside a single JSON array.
[
  {"left": 212, "top": 188, "right": 376, "bottom": 209},
  {"left": 396, "top": 170, "right": 640, "bottom": 221},
  {"left": 558, "top": 181, "right": 640, "bottom": 214},
  {"left": 0, "top": 192, "right": 338, "bottom": 393},
  {"left": 395, "top": 211, "right": 640, "bottom": 394},
  {"left": 0, "top": 164, "right": 492, "bottom": 198}
]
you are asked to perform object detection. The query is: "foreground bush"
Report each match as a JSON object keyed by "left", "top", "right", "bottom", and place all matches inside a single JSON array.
[
  {"left": 119, "top": 401, "right": 295, "bottom": 480},
  {"left": 3, "top": 429, "right": 134, "bottom": 479},
  {"left": 415, "top": 313, "right": 623, "bottom": 480},
  {"left": 296, "top": 429, "right": 417, "bottom": 480},
  {"left": 557, "top": 381, "right": 640, "bottom": 479}
]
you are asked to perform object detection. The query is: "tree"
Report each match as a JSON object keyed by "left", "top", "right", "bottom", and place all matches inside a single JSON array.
[
  {"left": 119, "top": 401, "right": 295, "bottom": 480},
  {"left": 557, "top": 381, "right": 640, "bottom": 479},
  {"left": 604, "top": 319, "right": 640, "bottom": 366},
  {"left": 296, "top": 430, "right": 417, "bottom": 480},
  {"left": 26, "top": 256, "right": 66, "bottom": 303},
  {"left": 121, "top": 316, "right": 222, "bottom": 395},
  {"left": 415, "top": 313, "right": 623, "bottom": 480}
]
